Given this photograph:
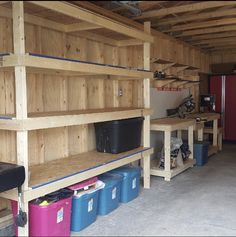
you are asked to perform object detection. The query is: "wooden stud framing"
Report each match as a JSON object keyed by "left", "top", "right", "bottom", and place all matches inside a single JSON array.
[
  {"left": 12, "top": 1, "right": 29, "bottom": 236},
  {"left": 143, "top": 22, "right": 151, "bottom": 189}
]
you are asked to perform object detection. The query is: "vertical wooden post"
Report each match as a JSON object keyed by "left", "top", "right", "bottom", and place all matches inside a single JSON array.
[
  {"left": 12, "top": 1, "right": 29, "bottom": 236},
  {"left": 213, "top": 119, "right": 218, "bottom": 147},
  {"left": 197, "top": 127, "right": 203, "bottom": 141},
  {"left": 143, "top": 22, "right": 151, "bottom": 189},
  {"left": 164, "top": 130, "right": 171, "bottom": 181},
  {"left": 188, "top": 125, "right": 194, "bottom": 159},
  {"left": 177, "top": 130, "right": 182, "bottom": 139}
]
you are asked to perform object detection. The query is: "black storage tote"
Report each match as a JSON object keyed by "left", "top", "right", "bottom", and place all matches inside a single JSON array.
[{"left": 94, "top": 117, "right": 144, "bottom": 154}]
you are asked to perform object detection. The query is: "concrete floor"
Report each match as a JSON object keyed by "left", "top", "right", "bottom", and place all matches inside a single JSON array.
[{"left": 72, "top": 144, "right": 236, "bottom": 236}]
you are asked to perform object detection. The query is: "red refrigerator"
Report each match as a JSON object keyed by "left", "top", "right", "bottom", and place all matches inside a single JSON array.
[{"left": 210, "top": 75, "right": 236, "bottom": 141}]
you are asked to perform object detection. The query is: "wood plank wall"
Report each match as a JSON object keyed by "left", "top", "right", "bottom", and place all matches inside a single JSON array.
[{"left": 0, "top": 18, "right": 144, "bottom": 210}]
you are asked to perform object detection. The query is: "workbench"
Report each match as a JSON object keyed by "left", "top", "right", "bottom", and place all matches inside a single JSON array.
[
  {"left": 150, "top": 117, "right": 196, "bottom": 181},
  {"left": 185, "top": 113, "right": 221, "bottom": 156}
]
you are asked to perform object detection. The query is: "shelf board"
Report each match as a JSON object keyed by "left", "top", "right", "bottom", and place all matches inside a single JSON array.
[
  {"left": 151, "top": 58, "right": 174, "bottom": 65},
  {"left": 151, "top": 158, "right": 196, "bottom": 181},
  {"left": 151, "top": 117, "right": 195, "bottom": 132},
  {"left": 0, "top": 107, "right": 153, "bottom": 131},
  {"left": 0, "top": 147, "right": 153, "bottom": 202},
  {"left": 152, "top": 79, "right": 176, "bottom": 87},
  {"left": 0, "top": 53, "right": 153, "bottom": 79},
  {"left": 208, "top": 145, "right": 218, "bottom": 156}
]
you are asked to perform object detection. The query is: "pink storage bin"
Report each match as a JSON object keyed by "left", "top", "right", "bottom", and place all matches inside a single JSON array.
[{"left": 11, "top": 196, "right": 72, "bottom": 237}]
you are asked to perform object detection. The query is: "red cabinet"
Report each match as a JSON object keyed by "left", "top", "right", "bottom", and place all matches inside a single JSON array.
[{"left": 210, "top": 75, "right": 236, "bottom": 141}]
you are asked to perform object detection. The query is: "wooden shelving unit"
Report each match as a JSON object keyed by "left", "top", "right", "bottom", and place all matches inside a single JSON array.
[{"left": 0, "top": 2, "right": 154, "bottom": 235}]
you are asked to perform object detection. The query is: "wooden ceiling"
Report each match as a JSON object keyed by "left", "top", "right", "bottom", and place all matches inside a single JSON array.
[{"left": 77, "top": 1, "right": 236, "bottom": 52}]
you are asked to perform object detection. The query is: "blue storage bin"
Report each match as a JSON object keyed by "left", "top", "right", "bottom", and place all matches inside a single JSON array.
[
  {"left": 98, "top": 173, "right": 122, "bottom": 215},
  {"left": 193, "top": 142, "right": 209, "bottom": 166},
  {"left": 109, "top": 166, "right": 141, "bottom": 203},
  {"left": 70, "top": 190, "right": 99, "bottom": 232}
]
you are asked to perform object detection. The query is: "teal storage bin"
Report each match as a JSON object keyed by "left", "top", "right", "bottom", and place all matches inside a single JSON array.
[
  {"left": 70, "top": 190, "right": 99, "bottom": 232},
  {"left": 109, "top": 166, "right": 141, "bottom": 203},
  {"left": 98, "top": 173, "right": 123, "bottom": 215},
  {"left": 193, "top": 142, "right": 209, "bottom": 166}
]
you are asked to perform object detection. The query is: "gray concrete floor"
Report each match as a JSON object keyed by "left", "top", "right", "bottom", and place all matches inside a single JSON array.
[{"left": 72, "top": 144, "right": 236, "bottom": 236}]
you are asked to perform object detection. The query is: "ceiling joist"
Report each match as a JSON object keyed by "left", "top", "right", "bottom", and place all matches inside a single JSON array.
[
  {"left": 176, "top": 25, "right": 236, "bottom": 37},
  {"left": 186, "top": 31, "right": 236, "bottom": 42},
  {"left": 164, "top": 18, "right": 236, "bottom": 32},
  {"left": 154, "top": 8, "right": 236, "bottom": 26},
  {"left": 134, "top": 1, "right": 236, "bottom": 20}
]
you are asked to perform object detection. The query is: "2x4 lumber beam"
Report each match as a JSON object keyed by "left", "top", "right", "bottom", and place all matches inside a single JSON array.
[
  {"left": 117, "top": 39, "right": 143, "bottom": 47},
  {"left": 29, "top": 1, "right": 154, "bottom": 43},
  {"left": 186, "top": 31, "right": 236, "bottom": 41},
  {"left": 65, "top": 22, "right": 102, "bottom": 32},
  {"left": 12, "top": 2, "right": 29, "bottom": 237},
  {"left": 164, "top": 18, "right": 236, "bottom": 32},
  {"left": 155, "top": 8, "right": 236, "bottom": 26},
  {"left": 192, "top": 37, "right": 236, "bottom": 46},
  {"left": 134, "top": 1, "right": 236, "bottom": 20},
  {"left": 177, "top": 25, "right": 236, "bottom": 37}
]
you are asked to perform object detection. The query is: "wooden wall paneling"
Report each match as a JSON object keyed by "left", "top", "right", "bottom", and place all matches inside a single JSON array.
[
  {"left": 105, "top": 79, "right": 119, "bottom": 108},
  {"left": 166, "top": 39, "right": 175, "bottom": 63},
  {"left": 118, "top": 46, "right": 132, "bottom": 67},
  {"left": 25, "top": 23, "right": 38, "bottom": 53},
  {"left": 183, "top": 45, "right": 190, "bottom": 66},
  {"left": 41, "top": 28, "right": 65, "bottom": 57},
  {"left": 87, "top": 40, "right": 104, "bottom": 64},
  {"left": 27, "top": 73, "right": 44, "bottom": 165},
  {"left": 104, "top": 44, "right": 118, "bottom": 66},
  {"left": 118, "top": 80, "right": 133, "bottom": 107},
  {"left": 87, "top": 78, "right": 105, "bottom": 151},
  {"left": 133, "top": 80, "right": 143, "bottom": 107},
  {"left": 66, "top": 34, "right": 87, "bottom": 61},
  {"left": 194, "top": 49, "right": 201, "bottom": 69},
  {"left": 68, "top": 77, "right": 88, "bottom": 155}
]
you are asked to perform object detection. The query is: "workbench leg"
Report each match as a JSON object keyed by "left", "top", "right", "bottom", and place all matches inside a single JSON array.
[
  {"left": 188, "top": 125, "right": 194, "bottom": 160},
  {"left": 143, "top": 155, "right": 150, "bottom": 189},
  {"left": 198, "top": 128, "right": 204, "bottom": 142},
  {"left": 164, "top": 131, "right": 171, "bottom": 181},
  {"left": 17, "top": 200, "right": 29, "bottom": 236},
  {"left": 213, "top": 119, "right": 218, "bottom": 147},
  {"left": 177, "top": 130, "right": 182, "bottom": 139}
]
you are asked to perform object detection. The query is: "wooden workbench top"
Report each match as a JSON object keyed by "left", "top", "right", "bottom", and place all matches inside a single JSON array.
[
  {"left": 151, "top": 117, "right": 195, "bottom": 131},
  {"left": 185, "top": 112, "right": 220, "bottom": 121}
]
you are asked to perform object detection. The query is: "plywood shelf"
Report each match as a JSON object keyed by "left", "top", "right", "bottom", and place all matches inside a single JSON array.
[
  {"left": 0, "top": 147, "right": 153, "bottom": 202},
  {"left": 0, "top": 53, "right": 153, "bottom": 79},
  {"left": 0, "top": 107, "right": 152, "bottom": 131},
  {"left": 151, "top": 57, "right": 174, "bottom": 65},
  {"left": 151, "top": 158, "right": 196, "bottom": 181}
]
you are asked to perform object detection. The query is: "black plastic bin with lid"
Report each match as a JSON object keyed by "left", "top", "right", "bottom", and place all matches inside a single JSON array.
[{"left": 94, "top": 117, "right": 144, "bottom": 154}]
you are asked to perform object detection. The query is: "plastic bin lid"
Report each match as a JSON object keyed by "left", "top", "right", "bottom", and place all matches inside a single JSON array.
[
  {"left": 109, "top": 166, "right": 141, "bottom": 177},
  {"left": 194, "top": 141, "right": 210, "bottom": 146},
  {"left": 99, "top": 173, "right": 123, "bottom": 188}
]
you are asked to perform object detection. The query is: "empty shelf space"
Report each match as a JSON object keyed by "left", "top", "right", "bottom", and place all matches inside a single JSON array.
[
  {"left": 0, "top": 107, "right": 153, "bottom": 131},
  {"left": 0, "top": 53, "right": 153, "bottom": 79}
]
